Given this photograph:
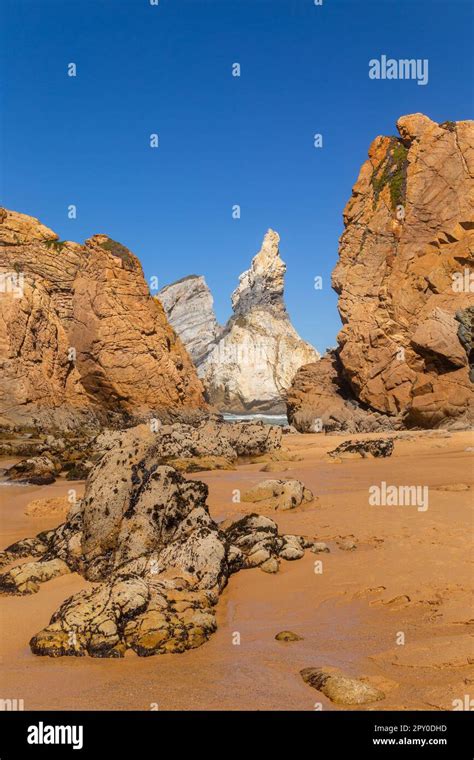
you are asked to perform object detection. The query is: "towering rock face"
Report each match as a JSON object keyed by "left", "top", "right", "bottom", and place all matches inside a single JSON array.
[
  {"left": 199, "top": 230, "right": 319, "bottom": 413},
  {"left": 158, "top": 275, "right": 222, "bottom": 365},
  {"left": 0, "top": 209, "right": 205, "bottom": 430},
  {"left": 68, "top": 234, "right": 204, "bottom": 414},
  {"left": 288, "top": 115, "right": 474, "bottom": 430},
  {"left": 0, "top": 210, "right": 92, "bottom": 430}
]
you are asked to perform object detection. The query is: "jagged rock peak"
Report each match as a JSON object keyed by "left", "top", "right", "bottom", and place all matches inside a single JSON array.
[
  {"left": 157, "top": 229, "right": 319, "bottom": 413},
  {"left": 200, "top": 230, "right": 319, "bottom": 413},
  {"left": 231, "top": 229, "right": 286, "bottom": 316}
]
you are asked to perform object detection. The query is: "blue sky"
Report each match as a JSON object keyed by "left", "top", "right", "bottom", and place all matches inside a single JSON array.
[{"left": 1, "top": 0, "right": 472, "bottom": 352}]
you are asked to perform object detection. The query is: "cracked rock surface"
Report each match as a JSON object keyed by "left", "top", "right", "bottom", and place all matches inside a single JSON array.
[
  {"left": 288, "top": 115, "right": 474, "bottom": 431},
  {"left": 0, "top": 209, "right": 205, "bottom": 430}
]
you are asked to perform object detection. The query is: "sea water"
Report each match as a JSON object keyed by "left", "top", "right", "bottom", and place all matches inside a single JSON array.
[{"left": 222, "top": 413, "right": 288, "bottom": 427}]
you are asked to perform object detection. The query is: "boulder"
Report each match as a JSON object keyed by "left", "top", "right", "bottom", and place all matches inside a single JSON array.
[
  {"left": 300, "top": 667, "right": 385, "bottom": 705},
  {"left": 5, "top": 455, "right": 60, "bottom": 485},
  {"left": 241, "top": 479, "right": 314, "bottom": 511},
  {"left": 287, "top": 352, "right": 396, "bottom": 433},
  {"left": 0, "top": 424, "right": 309, "bottom": 657},
  {"left": 328, "top": 438, "right": 394, "bottom": 459}
]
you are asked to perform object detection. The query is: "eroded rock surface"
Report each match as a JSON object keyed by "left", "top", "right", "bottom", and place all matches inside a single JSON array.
[
  {"left": 0, "top": 421, "right": 307, "bottom": 657},
  {"left": 287, "top": 352, "right": 395, "bottom": 433},
  {"left": 0, "top": 209, "right": 205, "bottom": 431},
  {"left": 288, "top": 115, "right": 474, "bottom": 430},
  {"left": 300, "top": 667, "right": 385, "bottom": 705},
  {"left": 456, "top": 306, "right": 474, "bottom": 383}
]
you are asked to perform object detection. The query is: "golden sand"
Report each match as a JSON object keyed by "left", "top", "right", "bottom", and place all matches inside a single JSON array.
[{"left": 0, "top": 430, "right": 472, "bottom": 711}]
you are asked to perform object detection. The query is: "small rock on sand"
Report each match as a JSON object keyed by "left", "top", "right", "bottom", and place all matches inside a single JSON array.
[
  {"left": 242, "top": 479, "right": 314, "bottom": 511},
  {"left": 259, "top": 557, "right": 279, "bottom": 574},
  {"left": 300, "top": 667, "right": 385, "bottom": 705},
  {"left": 5, "top": 455, "right": 60, "bottom": 486},
  {"left": 338, "top": 539, "right": 357, "bottom": 551},
  {"left": 310, "top": 542, "right": 330, "bottom": 553},
  {"left": 275, "top": 630, "right": 303, "bottom": 642},
  {"left": 328, "top": 438, "right": 394, "bottom": 460}
]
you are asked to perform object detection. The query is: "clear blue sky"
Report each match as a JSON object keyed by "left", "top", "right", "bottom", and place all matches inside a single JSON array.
[{"left": 1, "top": 0, "right": 472, "bottom": 352}]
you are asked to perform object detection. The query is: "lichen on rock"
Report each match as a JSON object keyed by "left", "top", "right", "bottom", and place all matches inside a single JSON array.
[{"left": 0, "top": 421, "right": 309, "bottom": 658}]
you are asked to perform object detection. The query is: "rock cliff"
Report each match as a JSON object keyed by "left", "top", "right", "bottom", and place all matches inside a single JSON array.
[
  {"left": 0, "top": 209, "right": 205, "bottom": 430},
  {"left": 288, "top": 115, "right": 473, "bottom": 430},
  {"left": 158, "top": 275, "right": 222, "bottom": 365},
  {"left": 161, "top": 230, "right": 319, "bottom": 413}
]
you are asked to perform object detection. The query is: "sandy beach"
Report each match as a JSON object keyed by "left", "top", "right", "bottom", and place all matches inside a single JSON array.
[{"left": 0, "top": 430, "right": 472, "bottom": 711}]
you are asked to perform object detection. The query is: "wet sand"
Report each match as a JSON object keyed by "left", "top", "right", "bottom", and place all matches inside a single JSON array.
[{"left": 0, "top": 430, "right": 473, "bottom": 710}]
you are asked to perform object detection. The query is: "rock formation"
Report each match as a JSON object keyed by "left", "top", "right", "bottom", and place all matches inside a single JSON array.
[
  {"left": 300, "top": 667, "right": 385, "bottom": 705},
  {"left": 327, "top": 438, "right": 394, "bottom": 459},
  {"left": 241, "top": 479, "right": 314, "bottom": 511},
  {"left": 0, "top": 413, "right": 281, "bottom": 484},
  {"left": 193, "top": 230, "right": 318, "bottom": 412},
  {"left": 288, "top": 115, "right": 474, "bottom": 430},
  {"left": 158, "top": 275, "right": 222, "bottom": 365},
  {"left": 4, "top": 455, "right": 61, "bottom": 485},
  {"left": 287, "top": 352, "right": 395, "bottom": 432},
  {"left": 0, "top": 421, "right": 310, "bottom": 657},
  {"left": 456, "top": 306, "right": 474, "bottom": 383},
  {"left": 0, "top": 209, "right": 205, "bottom": 431}
]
